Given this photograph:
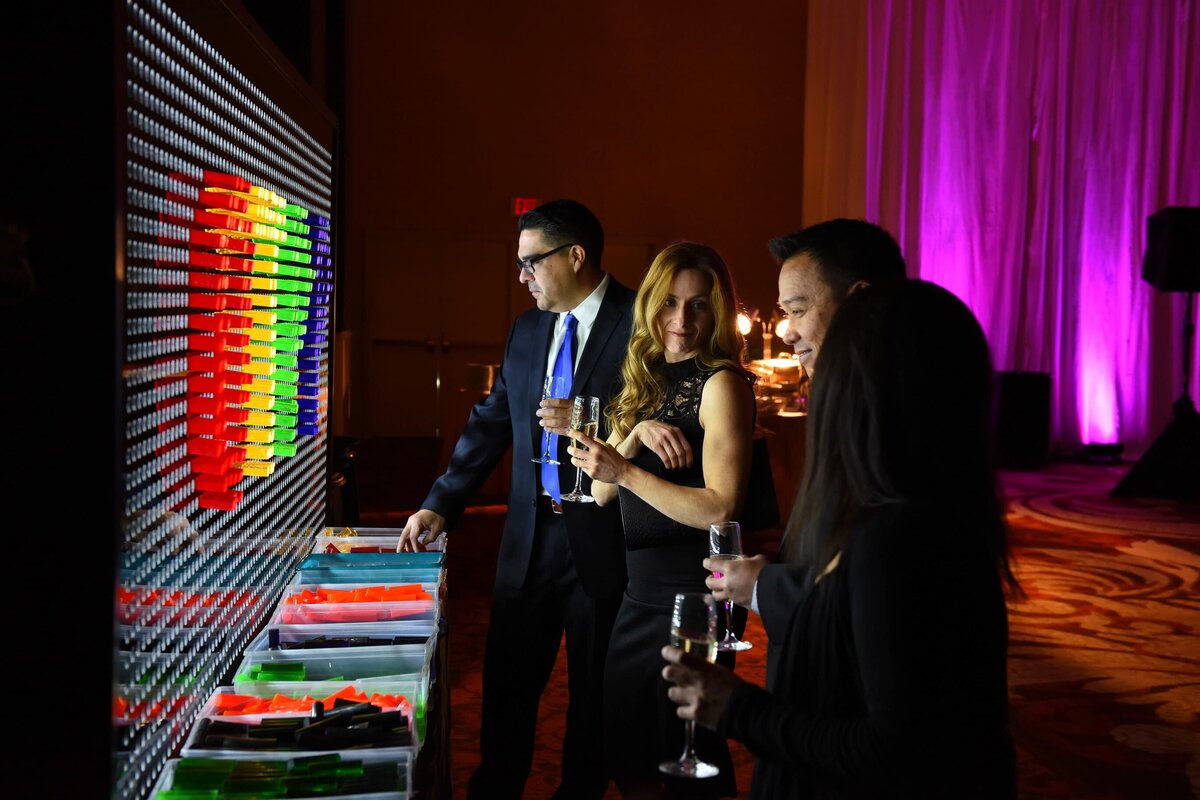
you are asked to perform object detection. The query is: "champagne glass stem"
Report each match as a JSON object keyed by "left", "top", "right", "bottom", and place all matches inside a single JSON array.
[
  {"left": 682, "top": 719, "right": 698, "bottom": 762},
  {"left": 571, "top": 464, "right": 584, "bottom": 495}
]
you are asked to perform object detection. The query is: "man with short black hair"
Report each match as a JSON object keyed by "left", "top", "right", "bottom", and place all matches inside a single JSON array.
[
  {"left": 706, "top": 217, "right": 908, "bottom": 666},
  {"left": 398, "top": 199, "right": 634, "bottom": 800},
  {"left": 769, "top": 218, "right": 908, "bottom": 373}
]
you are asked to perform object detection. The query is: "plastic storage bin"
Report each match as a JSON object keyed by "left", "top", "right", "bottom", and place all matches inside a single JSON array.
[
  {"left": 232, "top": 642, "right": 433, "bottom": 737},
  {"left": 148, "top": 750, "right": 412, "bottom": 799},
  {"left": 313, "top": 528, "right": 448, "bottom": 555},
  {"left": 244, "top": 621, "right": 438, "bottom": 654},
  {"left": 297, "top": 539, "right": 445, "bottom": 587},
  {"left": 269, "top": 583, "right": 439, "bottom": 626},
  {"left": 182, "top": 679, "right": 421, "bottom": 758},
  {"left": 293, "top": 561, "right": 445, "bottom": 589},
  {"left": 296, "top": 565, "right": 445, "bottom": 586},
  {"left": 232, "top": 643, "right": 431, "bottom": 690}
]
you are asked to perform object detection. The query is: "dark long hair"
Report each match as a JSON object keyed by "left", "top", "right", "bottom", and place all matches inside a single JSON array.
[{"left": 783, "top": 279, "right": 1017, "bottom": 592}]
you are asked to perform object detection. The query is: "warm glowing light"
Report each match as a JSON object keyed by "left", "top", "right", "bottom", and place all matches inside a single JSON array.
[
  {"left": 736, "top": 312, "right": 752, "bottom": 335},
  {"left": 774, "top": 318, "right": 790, "bottom": 339}
]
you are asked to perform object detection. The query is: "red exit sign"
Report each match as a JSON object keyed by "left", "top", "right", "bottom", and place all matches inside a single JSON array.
[{"left": 512, "top": 197, "right": 540, "bottom": 216}]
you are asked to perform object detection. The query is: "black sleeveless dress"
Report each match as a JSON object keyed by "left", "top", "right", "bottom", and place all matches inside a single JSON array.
[{"left": 602, "top": 358, "right": 750, "bottom": 797}]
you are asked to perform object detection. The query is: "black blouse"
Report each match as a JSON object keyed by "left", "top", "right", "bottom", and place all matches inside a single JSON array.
[{"left": 718, "top": 503, "right": 1017, "bottom": 799}]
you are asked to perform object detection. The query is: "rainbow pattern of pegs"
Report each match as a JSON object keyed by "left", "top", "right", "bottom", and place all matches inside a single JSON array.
[{"left": 125, "top": 169, "right": 334, "bottom": 514}]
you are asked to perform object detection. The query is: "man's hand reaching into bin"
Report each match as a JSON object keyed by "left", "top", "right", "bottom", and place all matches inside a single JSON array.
[{"left": 397, "top": 509, "right": 446, "bottom": 552}]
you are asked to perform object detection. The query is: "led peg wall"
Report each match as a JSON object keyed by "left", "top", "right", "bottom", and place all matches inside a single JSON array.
[{"left": 116, "top": 1, "right": 337, "bottom": 797}]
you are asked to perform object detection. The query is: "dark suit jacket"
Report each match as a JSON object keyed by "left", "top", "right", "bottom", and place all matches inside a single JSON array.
[
  {"left": 422, "top": 276, "right": 636, "bottom": 599},
  {"left": 756, "top": 562, "right": 814, "bottom": 687}
]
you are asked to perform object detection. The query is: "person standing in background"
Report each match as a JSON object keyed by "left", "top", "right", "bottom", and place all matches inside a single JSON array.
[{"left": 397, "top": 199, "right": 636, "bottom": 800}]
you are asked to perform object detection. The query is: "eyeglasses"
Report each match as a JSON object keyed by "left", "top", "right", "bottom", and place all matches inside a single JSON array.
[{"left": 517, "top": 242, "right": 578, "bottom": 275}]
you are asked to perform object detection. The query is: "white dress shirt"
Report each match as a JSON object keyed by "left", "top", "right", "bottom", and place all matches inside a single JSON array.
[{"left": 544, "top": 274, "right": 610, "bottom": 379}]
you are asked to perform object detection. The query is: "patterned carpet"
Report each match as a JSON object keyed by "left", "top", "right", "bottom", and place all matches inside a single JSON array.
[
  {"left": 366, "top": 460, "right": 1200, "bottom": 799},
  {"left": 1002, "top": 462, "right": 1200, "bottom": 799}
]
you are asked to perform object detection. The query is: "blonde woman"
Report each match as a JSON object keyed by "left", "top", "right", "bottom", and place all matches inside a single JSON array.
[{"left": 568, "top": 241, "right": 756, "bottom": 798}]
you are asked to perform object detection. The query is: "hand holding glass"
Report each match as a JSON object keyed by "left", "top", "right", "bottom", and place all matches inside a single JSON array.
[
  {"left": 532, "top": 375, "right": 571, "bottom": 465},
  {"left": 659, "top": 592, "right": 720, "bottom": 779},
  {"left": 709, "top": 521, "right": 752, "bottom": 652},
  {"left": 560, "top": 395, "right": 601, "bottom": 503}
]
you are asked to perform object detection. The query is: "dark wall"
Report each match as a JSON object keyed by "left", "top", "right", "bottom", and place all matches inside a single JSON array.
[
  {"left": 343, "top": 2, "right": 806, "bottom": 290},
  {"left": 336, "top": 3, "right": 808, "bottom": 435}
]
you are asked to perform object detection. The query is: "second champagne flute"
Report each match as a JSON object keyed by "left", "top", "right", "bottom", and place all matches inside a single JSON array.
[
  {"left": 658, "top": 592, "right": 720, "bottom": 779},
  {"left": 531, "top": 375, "right": 571, "bottom": 465},
  {"left": 560, "top": 395, "right": 601, "bottom": 503},
  {"left": 709, "top": 521, "right": 752, "bottom": 652}
]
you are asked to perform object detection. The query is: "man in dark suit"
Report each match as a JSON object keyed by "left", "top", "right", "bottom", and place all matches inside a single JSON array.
[
  {"left": 397, "top": 199, "right": 635, "bottom": 800},
  {"left": 704, "top": 218, "right": 909, "bottom": 684}
]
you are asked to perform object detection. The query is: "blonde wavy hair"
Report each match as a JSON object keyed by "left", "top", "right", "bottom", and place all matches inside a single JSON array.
[{"left": 608, "top": 241, "right": 750, "bottom": 439}]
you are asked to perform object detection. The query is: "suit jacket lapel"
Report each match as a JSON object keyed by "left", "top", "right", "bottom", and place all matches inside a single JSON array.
[{"left": 572, "top": 281, "right": 625, "bottom": 396}]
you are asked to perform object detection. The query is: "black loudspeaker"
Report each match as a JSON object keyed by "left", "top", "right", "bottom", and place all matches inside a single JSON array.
[
  {"left": 1111, "top": 207, "right": 1200, "bottom": 499},
  {"left": 1109, "top": 398, "right": 1200, "bottom": 499},
  {"left": 1143, "top": 206, "right": 1200, "bottom": 291},
  {"left": 995, "top": 371, "right": 1051, "bottom": 470}
]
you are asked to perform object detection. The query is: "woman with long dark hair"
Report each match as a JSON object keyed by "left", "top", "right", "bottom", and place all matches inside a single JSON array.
[
  {"left": 662, "top": 279, "right": 1019, "bottom": 798},
  {"left": 568, "top": 241, "right": 756, "bottom": 798}
]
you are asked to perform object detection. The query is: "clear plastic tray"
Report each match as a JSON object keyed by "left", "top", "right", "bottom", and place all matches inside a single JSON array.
[
  {"left": 299, "top": 552, "right": 445, "bottom": 569},
  {"left": 194, "top": 679, "right": 420, "bottom": 721},
  {"left": 314, "top": 528, "right": 448, "bottom": 556},
  {"left": 149, "top": 750, "right": 411, "bottom": 799},
  {"left": 296, "top": 566, "right": 445, "bottom": 586},
  {"left": 233, "top": 642, "right": 432, "bottom": 685},
  {"left": 182, "top": 679, "right": 422, "bottom": 757},
  {"left": 243, "top": 621, "right": 438, "bottom": 655},
  {"left": 269, "top": 583, "right": 439, "bottom": 626}
]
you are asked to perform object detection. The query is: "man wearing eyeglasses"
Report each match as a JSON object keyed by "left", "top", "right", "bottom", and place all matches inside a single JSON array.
[{"left": 398, "top": 199, "right": 636, "bottom": 800}]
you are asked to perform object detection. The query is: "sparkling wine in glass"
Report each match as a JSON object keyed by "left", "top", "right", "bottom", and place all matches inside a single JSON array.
[
  {"left": 709, "top": 521, "right": 752, "bottom": 652},
  {"left": 560, "top": 395, "right": 600, "bottom": 503},
  {"left": 532, "top": 375, "right": 571, "bottom": 465},
  {"left": 659, "top": 592, "right": 719, "bottom": 779}
]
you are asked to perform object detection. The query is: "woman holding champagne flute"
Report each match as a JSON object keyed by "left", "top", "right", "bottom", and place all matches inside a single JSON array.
[
  {"left": 661, "top": 280, "right": 1020, "bottom": 798},
  {"left": 567, "top": 242, "right": 756, "bottom": 798}
]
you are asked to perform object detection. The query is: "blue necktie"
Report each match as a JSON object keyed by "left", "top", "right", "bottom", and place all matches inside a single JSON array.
[{"left": 541, "top": 313, "right": 577, "bottom": 502}]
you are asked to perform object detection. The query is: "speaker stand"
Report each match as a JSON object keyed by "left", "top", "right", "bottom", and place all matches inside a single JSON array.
[{"left": 1111, "top": 291, "right": 1199, "bottom": 499}]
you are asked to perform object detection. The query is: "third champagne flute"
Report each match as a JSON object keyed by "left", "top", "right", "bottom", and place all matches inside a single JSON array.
[
  {"left": 659, "top": 592, "right": 720, "bottom": 779},
  {"left": 709, "top": 521, "right": 752, "bottom": 652},
  {"left": 531, "top": 375, "right": 570, "bottom": 465},
  {"left": 560, "top": 395, "right": 600, "bottom": 503}
]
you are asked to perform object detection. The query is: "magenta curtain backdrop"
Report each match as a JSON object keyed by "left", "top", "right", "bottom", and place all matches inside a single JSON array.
[{"left": 863, "top": 0, "right": 1200, "bottom": 456}]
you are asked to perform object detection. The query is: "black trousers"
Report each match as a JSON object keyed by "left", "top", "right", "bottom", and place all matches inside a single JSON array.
[{"left": 467, "top": 504, "right": 622, "bottom": 800}]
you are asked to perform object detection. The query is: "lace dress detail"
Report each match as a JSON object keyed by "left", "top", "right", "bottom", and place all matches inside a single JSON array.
[
  {"left": 618, "top": 359, "right": 741, "bottom": 551},
  {"left": 659, "top": 361, "right": 712, "bottom": 422}
]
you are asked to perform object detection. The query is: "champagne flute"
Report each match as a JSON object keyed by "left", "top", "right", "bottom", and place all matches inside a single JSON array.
[
  {"left": 659, "top": 592, "right": 719, "bottom": 779},
  {"left": 531, "top": 375, "right": 571, "bottom": 464},
  {"left": 709, "top": 521, "right": 752, "bottom": 652},
  {"left": 560, "top": 395, "right": 600, "bottom": 503}
]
